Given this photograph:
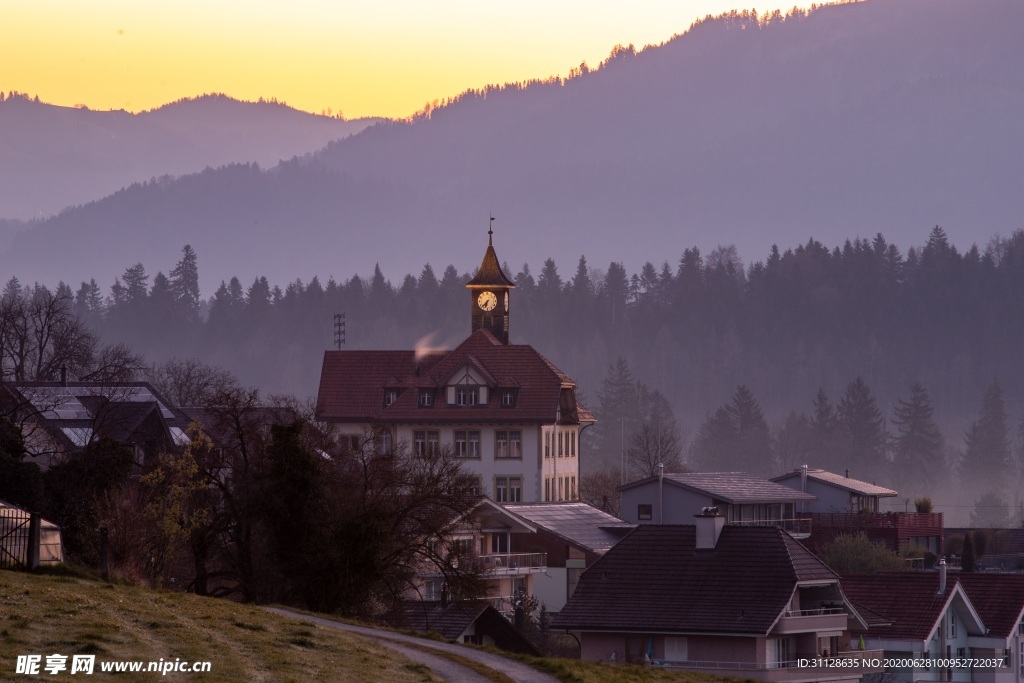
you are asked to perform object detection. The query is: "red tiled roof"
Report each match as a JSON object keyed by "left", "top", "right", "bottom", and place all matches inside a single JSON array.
[
  {"left": 956, "top": 574, "right": 1024, "bottom": 638},
  {"left": 840, "top": 573, "right": 958, "bottom": 640},
  {"left": 552, "top": 525, "right": 836, "bottom": 635},
  {"left": 316, "top": 330, "right": 591, "bottom": 425}
]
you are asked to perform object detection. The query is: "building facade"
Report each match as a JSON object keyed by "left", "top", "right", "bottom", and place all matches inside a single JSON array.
[{"left": 315, "top": 233, "right": 594, "bottom": 503}]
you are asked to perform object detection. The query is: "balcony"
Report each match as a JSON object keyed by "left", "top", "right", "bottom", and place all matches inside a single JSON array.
[
  {"left": 478, "top": 552, "right": 547, "bottom": 575},
  {"left": 655, "top": 649, "right": 885, "bottom": 682},
  {"left": 773, "top": 607, "right": 847, "bottom": 634},
  {"left": 726, "top": 517, "right": 812, "bottom": 539}
]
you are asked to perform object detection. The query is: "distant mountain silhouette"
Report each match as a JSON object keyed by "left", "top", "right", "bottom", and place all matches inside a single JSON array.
[
  {"left": 0, "top": 93, "right": 378, "bottom": 221},
  {"left": 2, "top": 0, "right": 1022, "bottom": 292}
]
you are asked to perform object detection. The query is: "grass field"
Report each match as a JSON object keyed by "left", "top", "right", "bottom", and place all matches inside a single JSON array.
[{"left": 0, "top": 568, "right": 748, "bottom": 683}]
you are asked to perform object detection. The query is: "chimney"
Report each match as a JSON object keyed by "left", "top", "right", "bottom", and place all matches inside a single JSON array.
[
  {"left": 937, "top": 558, "right": 947, "bottom": 595},
  {"left": 60, "top": 364, "right": 67, "bottom": 387},
  {"left": 658, "top": 462, "right": 665, "bottom": 524},
  {"left": 695, "top": 507, "right": 725, "bottom": 550}
]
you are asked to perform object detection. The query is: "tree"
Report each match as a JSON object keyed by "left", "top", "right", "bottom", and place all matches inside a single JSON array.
[
  {"left": 961, "top": 532, "right": 976, "bottom": 572},
  {"left": 691, "top": 385, "right": 772, "bottom": 474},
  {"left": 146, "top": 358, "right": 239, "bottom": 407},
  {"left": 970, "top": 491, "right": 1010, "bottom": 529},
  {"left": 588, "top": 357, "right": 640, "bottom": 471},
  {"left": 169, "top": 244, "right": 201, "bottom": 313},
  {"left": 892, "top": 383, "right": 943, "bottom": 493},
  {"left": 818, "top": 533, "right": 905, "bottom": 574},
  {"left": 960, "top": 380, "right": 1010, "bottom": 497},
  {"left": 837, "top": 377, "right": 886, "bottom": 478}
]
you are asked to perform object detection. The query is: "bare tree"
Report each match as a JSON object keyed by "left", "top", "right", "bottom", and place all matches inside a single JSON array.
[
  {"left": 145, "top": 358, "right": 239, "bottom": 406},
  {"left": 626, "top": 420, "right": 685, "bottom": 479}
]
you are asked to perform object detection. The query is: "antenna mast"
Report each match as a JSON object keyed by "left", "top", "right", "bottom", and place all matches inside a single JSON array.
[{"left": 333, "top": 312, "right": 346, "bottom": 349}]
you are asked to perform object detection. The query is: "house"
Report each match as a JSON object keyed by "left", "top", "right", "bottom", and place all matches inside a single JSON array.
[
  {"left": 316, "top": 232, "right": 594, "bottom": 503},
  {"left": 773, "top": 467, "right": 943, "bottom": 555},
  {"left": 387, "top": 600, "right": 540, "bottom": 655},
  {"left": 552, "top": 510, "right": 881, "bottom": 682},
  {"left": 415, "top": 498, "right": 549, "bottom": 618},
  {"left": 0, "top": 380, "right": 192, "bottom": 468},
  {"left": 952, "top": 574, "right": 1024, "bottom": 683},
  {"left": 502, "top": 501, "right": 634, "bottom": 611},
  {"left": 618, "top": 471, "right": 815, "bottom": 537},
  {"left": 841, "top": 568, "right": 987, "bottom": 683}
]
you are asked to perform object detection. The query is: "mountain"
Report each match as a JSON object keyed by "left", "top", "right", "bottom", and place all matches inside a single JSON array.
[
  {"left": 2, "top": 0, "right": 1022, "bottom": 292},
  {"left": 0, "top": 93, "right": 378, "bottom": 221}
]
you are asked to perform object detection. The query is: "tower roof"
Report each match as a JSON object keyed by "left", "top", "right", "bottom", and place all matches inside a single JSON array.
[{"left": 466, "top": 231, "right": 515, "bottom": 288}]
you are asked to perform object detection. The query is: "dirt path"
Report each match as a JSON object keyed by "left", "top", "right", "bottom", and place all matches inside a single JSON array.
[{"left": 265, "top": 607, "right": 560, "bottom": 683}]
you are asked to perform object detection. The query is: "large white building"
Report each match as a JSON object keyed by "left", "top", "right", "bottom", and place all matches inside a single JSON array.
[{"left": 315, "top": 232, "right": 594, "bottom": 503}]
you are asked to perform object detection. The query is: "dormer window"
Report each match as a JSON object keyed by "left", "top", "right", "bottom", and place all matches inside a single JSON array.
[
  {"left": 383, "top": 390, "right": 397, "bottom": 407},
  {"left": 419, "top": 390, "right": 433, "bottom": 407},
  {"left": 456, "top": 387, "right": 478, "bottom": 407},
  {"left": 501, "top": 389, "right": 516, "bottom": 408}
]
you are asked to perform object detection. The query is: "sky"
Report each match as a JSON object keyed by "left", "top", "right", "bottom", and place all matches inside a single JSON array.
[{"left": 5, "top": 0, "right": 815, "bottom": 120}]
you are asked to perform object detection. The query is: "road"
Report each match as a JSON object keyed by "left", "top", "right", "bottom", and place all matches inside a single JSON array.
[{"left": 266, "top": 607, "right": 561, "bottom": 683}]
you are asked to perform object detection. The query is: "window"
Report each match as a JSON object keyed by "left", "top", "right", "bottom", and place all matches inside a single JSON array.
[
  {"left": 456, "top": 386, "right": 478, "bottom": 407},
  {"left": 511, "top": 577, "right": 527, "bottom": 596},
  {"left": 464, "top": 634, "right": 483, "bottom": 645},
  {"left": 494, "top": 476, "right": 522, "bottom": 503},
  {"left": 638, "top": 504, "right": 653, "bottom": 521},
  {"left": 375, "top": 429, "right": 393, "bottom": 455},
  {"left": 501, "top": 390, "right": 516, "bottom": 407},
  {"left": 558, "top": 432, "right": 564, "bottom": 456},
  {"left": 491, "top": 533, "right": 509, "bottom": 554},
  {"left": 424, "top": 579, "right": 443, "bottom": 601},
  {"left": 495, "top": 430, "right": 522, "bottom": 458},
  {"left": 544, "top": 478, "right": 551, "bottom": 501},
  {"left": 419, "top": 390, "right": 433, "bottom": 407},
  {"left": 950, "top": 614, "right": 957, "bottom": 638},
  {"left": 414, "top": 430, "right": 439, "bottom": 456},
  {"left": 544, "top": 432, "right": 551, "bottom": 458},
  {"left": 454, "top": 430, "right": 481, "bottom": 458},
  {"left": 383, "top": 390, "right": 397, "bottom": 407},
  {"left": 570, "top": 476, "right": 576, "bottom": 500}
]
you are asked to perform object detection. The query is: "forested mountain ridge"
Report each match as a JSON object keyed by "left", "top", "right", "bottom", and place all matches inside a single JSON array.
[
  {"left": 0, "top": 93, "right": 377, "bottom": 222},
  {"left": 1, "top": 0, "right": 1021, "bottom": 293}
]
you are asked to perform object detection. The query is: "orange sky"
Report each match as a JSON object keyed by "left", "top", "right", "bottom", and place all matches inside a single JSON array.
[{"left": 4, "top": 1, "right": 815, "bottom": 119}]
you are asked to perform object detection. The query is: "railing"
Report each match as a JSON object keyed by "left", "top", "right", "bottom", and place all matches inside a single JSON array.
[
  {"left": 783, "top": 607, "right": 845, "bottom": 616},
  {"left": 809, "top": 512, "right": 943, "bottom": 530},
  {"left": 726, "top": 517, "right": 812, "bottom": 536},
  {"left": 478, "top": 552, "right": 546, "bottom": 572}
]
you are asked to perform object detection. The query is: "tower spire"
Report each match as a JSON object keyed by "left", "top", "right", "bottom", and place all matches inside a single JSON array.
[{"left": 488, "top": 215, "right": 494, "bottom": 246}]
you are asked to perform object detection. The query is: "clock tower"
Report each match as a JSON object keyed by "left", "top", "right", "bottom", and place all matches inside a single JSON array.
[{"left": 467, "top": 227, "right": 515, "bottom": 344}]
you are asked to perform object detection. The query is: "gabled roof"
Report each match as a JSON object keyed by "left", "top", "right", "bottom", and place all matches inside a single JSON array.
[
  {"left": 502, "top": 502, "right": 634, "bottom": 555},
  {"left": 620, "top": 472, "right": 816, "bottom": 504},
  {"left": 841, "top": 573, "right": 984, "bottom": 641},
  {"left": 956, "top": 574, "right": 1024, "bottom": 639},
  {"left": 2, "top": 381, "right": 191, "bottom": 453},
  {"left": 389, "top": 601, "right": 539, "bottom": 655},
  {"left": 316, "top": 330, "right": 592, "bottom": 425},
  {"left": 772, "top": 468, "right": 897, "bottom": 498},
  {"left": 552, "top": 525, "right": 836, "bottom": 635}
]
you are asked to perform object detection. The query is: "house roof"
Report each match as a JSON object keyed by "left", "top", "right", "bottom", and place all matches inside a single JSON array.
[
  {"left": 389, "top": 601, "right": 539, "bottom": 655},
  {"left": 502, "top": 502, "right": 634, "bottom": 555},
  {"left": 841, "top": 573, "right": 982, "bottom": 641},
  {"left": 620, "top": 472, "right": 816, "bottom": 504},
  {"left": 316, "top": 330, "right": 593, "bottom": 425},
  {"left": 552, "top": 525, "right": 836, "bottom": 635},
  {"left": 955, "top": 574, "right": 1024, "bottom": 638},
  {"left": 2, "top": 381, "right": 191, "bottom": 453},
  {"left": 772, "top": 468, "right": 897, "bottom": 498}
]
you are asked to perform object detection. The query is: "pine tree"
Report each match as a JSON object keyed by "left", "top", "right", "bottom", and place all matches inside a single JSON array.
[
  {"left": 837, "top": 377, "right": 886, "bottom": 478},
  {"left": 691, "top": 385, "right": 772, "bottom": 474},
  {"left": 589, "top": 357, "right": 641, "bottom": 472},
  {"left": 959, "top": 379, "right": 1010, "bottom": 497},
  {"left": 169, "top": 244, "right": 200, "bottom": 313},
  {"left": 892, "top": 383, "right": 943, "bottom": 493}
]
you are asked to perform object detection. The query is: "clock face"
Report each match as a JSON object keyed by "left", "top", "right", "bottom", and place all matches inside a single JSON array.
[{"left": 477, "top": 291, "right": 497, "bottom": 311}]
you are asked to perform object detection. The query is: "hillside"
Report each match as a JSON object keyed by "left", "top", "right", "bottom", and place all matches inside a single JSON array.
[
  {"left": 1, "top": 0, "right": 1021, "bottom": 292},
  {"left": 0, "top": 93, "right": 378, "bottom": 221},
  {"left": 0, "top": 569, "right": 431, "bottom": 682}
]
